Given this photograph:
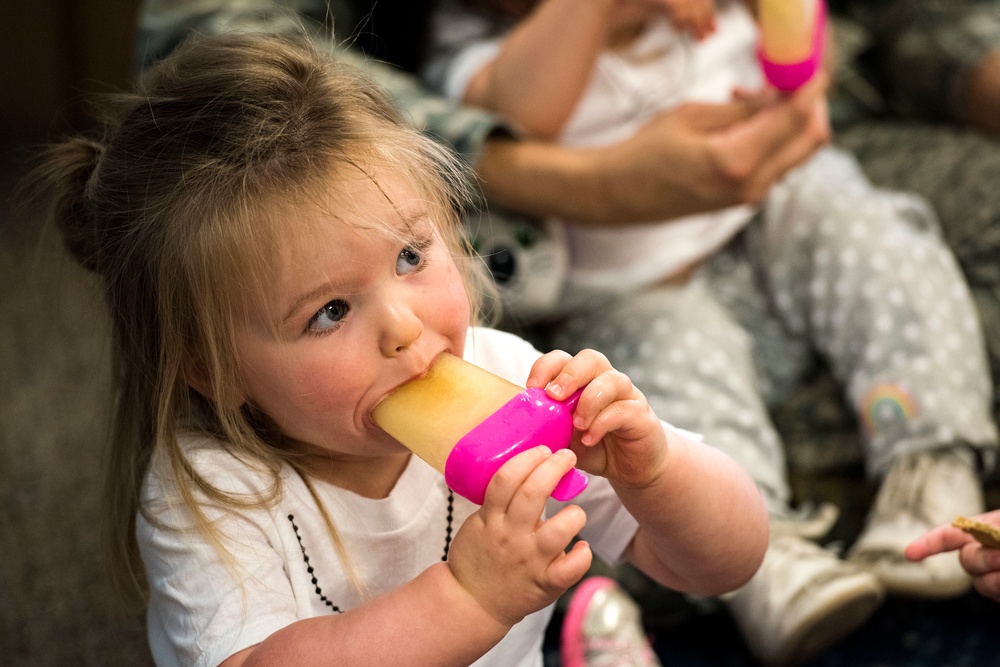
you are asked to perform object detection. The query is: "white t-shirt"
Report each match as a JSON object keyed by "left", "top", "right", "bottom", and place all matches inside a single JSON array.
[
  {"left": 138, "top": 327, "right": 641, "bottom": 667},
  {"left": 425, "top": 1, "right": 764, "bottom": 305}
]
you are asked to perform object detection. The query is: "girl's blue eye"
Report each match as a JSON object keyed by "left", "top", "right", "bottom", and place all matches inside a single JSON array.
[
  {"left": 307, "top": 299, "right": 349, "bottom": 333},
  {"left": 397, "top": 245, "right": 424, "bottom": 274}
]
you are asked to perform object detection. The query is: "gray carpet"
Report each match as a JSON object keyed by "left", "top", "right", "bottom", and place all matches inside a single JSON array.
[{"left": 0, "top": 136, "right": 152, "bottom": 665}]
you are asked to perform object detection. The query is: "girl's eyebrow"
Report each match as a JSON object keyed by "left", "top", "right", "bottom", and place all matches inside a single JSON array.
[
  {"left": 283, "top": 282, "right": 337, "bottom": 325},
  {"left": 281, "top": 213, "right": 435, "bottom": 324}
]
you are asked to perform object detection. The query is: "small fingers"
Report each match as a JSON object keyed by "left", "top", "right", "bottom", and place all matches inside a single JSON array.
[
  {"left": 526, "top": 349, "right": 574, "bottom": 390},
  {"left": 571, "top": 370, "right": 641, "bottom": 444},
  {"left": 484, "top": 446, "right": 580, "bottom": 526},
  {"left": 482, "top": 445, "right": 554, "bottom": 514},
  {"left": 691, "top": 1, "right": 717, "bottom": 38},
  {"left": 543, "top": 349, "right": 614, "bottom": 403},
  {"left": 534, "top": 504, "right": 587, "bottom": 555},
  {"left": 545, "top": 540, "right": 593, "bottom": 592},
  {"left": 505, "top": 448, "right": 580, "bottom": 526}
]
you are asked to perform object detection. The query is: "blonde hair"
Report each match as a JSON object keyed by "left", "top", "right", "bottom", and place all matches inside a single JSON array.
[{"left": 19, "top": 32, "right": 494, "bottom": 600}]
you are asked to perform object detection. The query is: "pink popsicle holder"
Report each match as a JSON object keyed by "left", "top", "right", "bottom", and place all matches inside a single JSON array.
[
  {"left": 444, "top": 387, "right": 588, "bottom": 505},
  {"left": 757, "top": 0, "right": 827, "bottom": 91}
]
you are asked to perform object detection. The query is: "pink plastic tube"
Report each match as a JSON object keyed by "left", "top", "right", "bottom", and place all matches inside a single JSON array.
[{"left": 444, "top": 388, "right": 589, "bottom": 505}]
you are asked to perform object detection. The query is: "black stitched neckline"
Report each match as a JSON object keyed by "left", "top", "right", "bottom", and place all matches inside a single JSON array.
[{"left": 287, "top": 488, "right": 455, "bottom": 613}]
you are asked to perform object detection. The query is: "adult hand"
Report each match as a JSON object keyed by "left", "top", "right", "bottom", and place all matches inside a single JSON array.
[
  {"left": 476, "top": 72, "right": 830, "bottom": 225},
  {"left": 906, "top": 510, "right": 1000, "bottom": 603},
  {"left": 962, "top": 50, "right": 1000, "bottom": 137}
]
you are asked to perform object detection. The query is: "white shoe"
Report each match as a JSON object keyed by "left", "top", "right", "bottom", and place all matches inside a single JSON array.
[
  {"left": 725, "top": 534, "right": 885, "bottom": 667},
  {"left": 848, "top": 448, "right": 983, "bottom": 598}
]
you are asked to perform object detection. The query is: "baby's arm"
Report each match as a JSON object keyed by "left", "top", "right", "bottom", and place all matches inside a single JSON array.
[
  {"left": 464, "top": 0, "right": 617, "bottom": 139},
  {"left": 221, "top": 450, "right": 589, "bottom": 666},
  {"left": 527, "top": 350, "right": 769, "bottom": 595},
  {"left": 906, "top": 510, "right": 1000, "bottom": 602}
]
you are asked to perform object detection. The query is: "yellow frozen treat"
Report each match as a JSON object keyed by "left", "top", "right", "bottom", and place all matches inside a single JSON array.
[
  {"left": 758, "top": 0, "right": 818, "bottom": 63},
  {"left": 372, "top": 353, "right": 520, "bottom": 474},
  {"left": 372, "top": 353, "right": 588, "bottom": 505}
]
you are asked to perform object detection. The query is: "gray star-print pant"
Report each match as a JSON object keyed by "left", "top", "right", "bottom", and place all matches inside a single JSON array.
[{"left": 550, "top": 147, "right": 999, "bottom": 517}]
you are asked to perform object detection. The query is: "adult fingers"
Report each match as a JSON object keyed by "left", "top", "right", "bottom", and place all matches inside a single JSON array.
[
  {"left": 675, "top": 97, "right": 761, "bottom": 133},
  {"left": 905, "top": 524, "right": 974, "bottom": 561},
  {"left": 959, "top": 542, "right": 1000, "bottom": 577},
  {"left": 707, "top": 74, "right": 829, "bottom": 192},
  {"left": 972, "top": 570, "right": 1000, "bottom": 603},
  {"left": 744, "top": 94, "right": 830, "bottom": 198}
]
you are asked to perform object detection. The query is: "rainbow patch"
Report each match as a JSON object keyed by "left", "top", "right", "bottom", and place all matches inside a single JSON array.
[{"left": 859, "top": 383, "right": 919, "bottom": 437}]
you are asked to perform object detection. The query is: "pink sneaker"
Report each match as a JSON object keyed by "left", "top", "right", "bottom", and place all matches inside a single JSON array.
[{"left": 560, "top": 576, "right": 661, "bottom": 667}]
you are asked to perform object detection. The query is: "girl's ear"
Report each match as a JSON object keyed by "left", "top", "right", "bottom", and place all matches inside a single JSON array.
[
  {"left": 183, "top": 350, "right": 248, "bottom": 408},
  {"left": 182, "top": 353, "right": 215, "bottom": 401}
]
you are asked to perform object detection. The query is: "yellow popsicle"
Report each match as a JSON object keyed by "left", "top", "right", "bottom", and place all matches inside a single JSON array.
[
  {"left": 372, "top": 353, "right": 521, "bottom": 473},
  {"left": 758, "top": 0, "right": 817, "bottom": 64}
]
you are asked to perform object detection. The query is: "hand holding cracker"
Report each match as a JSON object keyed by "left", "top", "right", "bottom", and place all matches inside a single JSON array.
[
  {"left": 906, "top": 509, "right": 1000, "bottom": 602},
  {"left": 953, "top": 515, "right": 1000, "bottom": 549}
]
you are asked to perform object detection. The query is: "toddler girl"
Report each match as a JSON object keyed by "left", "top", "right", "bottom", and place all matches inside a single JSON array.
[{"left": 21, "top": 33, "right": 767, "bottom": 666}]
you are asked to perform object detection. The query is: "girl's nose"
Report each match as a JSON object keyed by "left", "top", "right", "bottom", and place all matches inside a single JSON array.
[{"left": 378, "top": 297, "right": 424, "bottom": 357}]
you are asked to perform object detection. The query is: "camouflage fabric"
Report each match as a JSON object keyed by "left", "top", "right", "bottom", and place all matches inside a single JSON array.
[
  {"left": 135, "top": 0, "right": 507, "bottom": 166},
  {"left": 830, "top": 0, "right": 1000, "bottom": 124}
]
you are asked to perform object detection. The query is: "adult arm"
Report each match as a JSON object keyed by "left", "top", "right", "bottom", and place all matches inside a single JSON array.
[
  {"left": 479, "top": 72, "right": 831, "bottom": 225},
  {"left": 962, "top": 50, "right": 1000, "bottom": 137}
]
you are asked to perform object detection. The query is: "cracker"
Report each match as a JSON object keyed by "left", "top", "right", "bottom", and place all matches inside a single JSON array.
[{"left": 953, "top": 516, "right": 1000, "bottom": 549}]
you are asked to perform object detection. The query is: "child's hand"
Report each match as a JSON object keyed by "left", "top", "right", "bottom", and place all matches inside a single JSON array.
[
  {"left": 527, "top": 349, "right": 669, "bottom": 490},
  {"left": 447, "top": 446, "right": 593, "bottom": 627},
  {"left": 905, "top": 510, "right": 1000, "bottom": 602}
]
